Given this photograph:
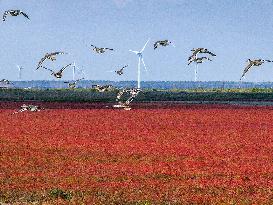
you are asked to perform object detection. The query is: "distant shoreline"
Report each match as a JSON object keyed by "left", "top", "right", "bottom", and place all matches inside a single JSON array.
[{"left": 1, "top": 80, "right": 273, "bottom": 89}]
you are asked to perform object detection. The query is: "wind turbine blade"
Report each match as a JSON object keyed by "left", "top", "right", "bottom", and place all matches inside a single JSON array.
[
  {"left": 129, "top": 50, "right": 139, "bottom": 54},
  {"left": 140, "top": 38, "right": 150, "bottom": 53},
  {"left": 78, "top": 67, "right": 86, "bottom": 77},
  {"left": 16, "top": 65, "right": 22, "bottom": 70},
  {"left": 141, "top": 57, "right": 147, "bottom": 72}
]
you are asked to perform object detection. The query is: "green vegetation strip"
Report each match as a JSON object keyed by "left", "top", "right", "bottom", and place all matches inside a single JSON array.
[{"left": 0, "top": 88, "right": 273, "bottom": 102}]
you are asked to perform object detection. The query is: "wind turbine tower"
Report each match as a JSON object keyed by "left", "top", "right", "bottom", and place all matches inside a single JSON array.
[
  {"left": 72, "top": 62, "right": 76, "bottom": 80},
  {"left": 71, "top": 61, "right": 86, "bottom": 81},
  {"left": 129, "top": 39, "right": 150, "bottom": 89},
  {"left": 195, "top": 55, "right": 198, "bottom": 82}
]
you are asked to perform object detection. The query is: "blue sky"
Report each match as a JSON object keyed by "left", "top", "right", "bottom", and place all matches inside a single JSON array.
[{"left": 0, "top": 0, "right": 273, "bottom": 82}]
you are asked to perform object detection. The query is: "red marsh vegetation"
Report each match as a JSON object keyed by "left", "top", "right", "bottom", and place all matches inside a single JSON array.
[{"left": 0, "top": 102, "right": 272, "bottom": 204}]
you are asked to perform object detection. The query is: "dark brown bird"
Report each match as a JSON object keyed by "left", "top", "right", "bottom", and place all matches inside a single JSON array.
[
  {"left": 115, "top": 65, "right": 128, "bottom": 76},
  {"left": 37, "top": 52, "right": 67, "bottom": 69},
  {"left": 153, "top": 40, "right": 174, "bottom": 49},
  {"left": 190, "top": 48, "right": 216, "bottom": 57},
  {"left": 90, "top": 45, "right": 114, "bottom": 54},
  {"left": 42, "top": 63, "right": 72, "bottom": 79},
  {"left": 64, "top": 78, "right": 84, "bottom": 88},
  {"left": 92, "top": 84, "right": 113, "bottom": 92},
  {"left": 188, "top": 56, "right": 212, "bottom": 65},
  {"left": 3, "top": 10, "right": 30, "bottom": 21},
  {"left": 240, "top": 59, "right": 273, "bottom": 80}
]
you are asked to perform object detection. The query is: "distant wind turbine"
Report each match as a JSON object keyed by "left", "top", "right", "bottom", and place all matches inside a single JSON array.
[
  {"left": 16, "top": 65, "right": 24, "bottom": 80},
  {"left": 72, "top": 61, "right": 86, "bottom": 80},
  {"left": 129, "top": 38, "right": 150, "bottom": 89}
]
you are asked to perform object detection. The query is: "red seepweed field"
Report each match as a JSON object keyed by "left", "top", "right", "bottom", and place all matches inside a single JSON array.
[{"left": 0, "top": 102, "right": 273, "bottom": 204}]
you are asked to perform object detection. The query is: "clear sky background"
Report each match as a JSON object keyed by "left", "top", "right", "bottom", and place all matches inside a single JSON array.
[{"left": 1, "top": 0, "right": 273, "bottom": 82}]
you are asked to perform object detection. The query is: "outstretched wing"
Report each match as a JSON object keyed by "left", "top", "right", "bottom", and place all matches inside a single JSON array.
[
  {"left": 104, "top": 48, "right": 114, "bottom": 51},
  {"left": 191, "top": 48, "right": 202, "bottom": 56},
  {"left": 42, "top": 66, "right": 54, "bottom": 73},
  {"left": 121, "top": 65, "right": 128, "bottom": 71},
  {"left": 187, "top": 57, "right": 193, "bottom": 65},
  {"left": 265, "top": 60, "right": 273, "bottom": 63},
  {"left": 20, "top": 11, "right": 30, "bottom": 20},
  {"left": 240, "top": 63, "right": 253, "bottom": 79},
  {"left": 37, "top": 56, "right": 47, "bottom": 69},
  {"left": 60, "top": 63, "right": 72, "bottom": 72},
  {"left": 188, "top": 55, "right": 195, "bottom": 62},
  {"left": 50, "top": 51, "right": 66, "bottom": 56},
  {"left": 2, "top": 11, "right": 9, "bottom": 21},
  {"left": 153, "top": 41, "right": 160, "bottom": 49},
  {"left": 74, "top": 78, "right": 84, "bottom": 83},
  {"left": 205, "top": 51, "right": 216, "bottom": 56}
]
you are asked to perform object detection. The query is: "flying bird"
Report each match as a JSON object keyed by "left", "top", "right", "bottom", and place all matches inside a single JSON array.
[
  {"left": 188, "top": 48, "right": 216, "bottom": 66},
  {"left": 114, "top": 88, "right": 141, "bottom": 110},
  {"left": 188, "top": 56, "right": 212, "bottom": 65},
  {"left": 115, "top": 65, "right": 128, "bottom": 76},
  {"left": 90, "top": 45, "right": 114, "bottom": 54},
  {"left": 189, "top": 48, "right": 216, "bottom": 60},
  {"left": 240, "top": 59, "right": 273, "bottom": 80},
  {"left": 42, "top": 63, "right": 72, "bottom": 79},
  {"left": 0, "top": 79, "right": 13, "bottom": 85},
  {"left": 116, "top": 88, "right": 141, "bottom": 103},
  {"left": 13, "top": 104, "right": 44, "bottom": 114},
  {"left": 3, "top": 10, "right": 30, "bottom": 21},
  {"left": 64, "top": 78, "right": 84, "bottom": 88},
  {"left": 36, "top": 52, "right": 67, "bottom": 69},
  {"left": 153, "top": 40, "right": 174, "bottom": 49},
  {"left": 92, "top": 84, "right": 113, "bottom": 92},
  {"left": 125, "top": 88, "right": 141, "bottom": 105}
]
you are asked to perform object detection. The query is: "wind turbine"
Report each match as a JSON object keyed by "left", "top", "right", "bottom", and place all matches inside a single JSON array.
[
  {"left": 16, "top": 65, "right": 24, "bottom": 80},
  {"left": 129, "top": 38, "right": 150, "bottom": 89},
  {"left": 71, "top": 61, "right": 86, "bottom": 80}
]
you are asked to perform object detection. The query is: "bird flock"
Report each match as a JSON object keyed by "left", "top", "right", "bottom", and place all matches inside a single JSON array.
[
  {"left": 1, "top": 7, "right": 272, "bottom": 110},
  {"left": 1, "top": 8, "right": 270, "bottom": 82}
]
